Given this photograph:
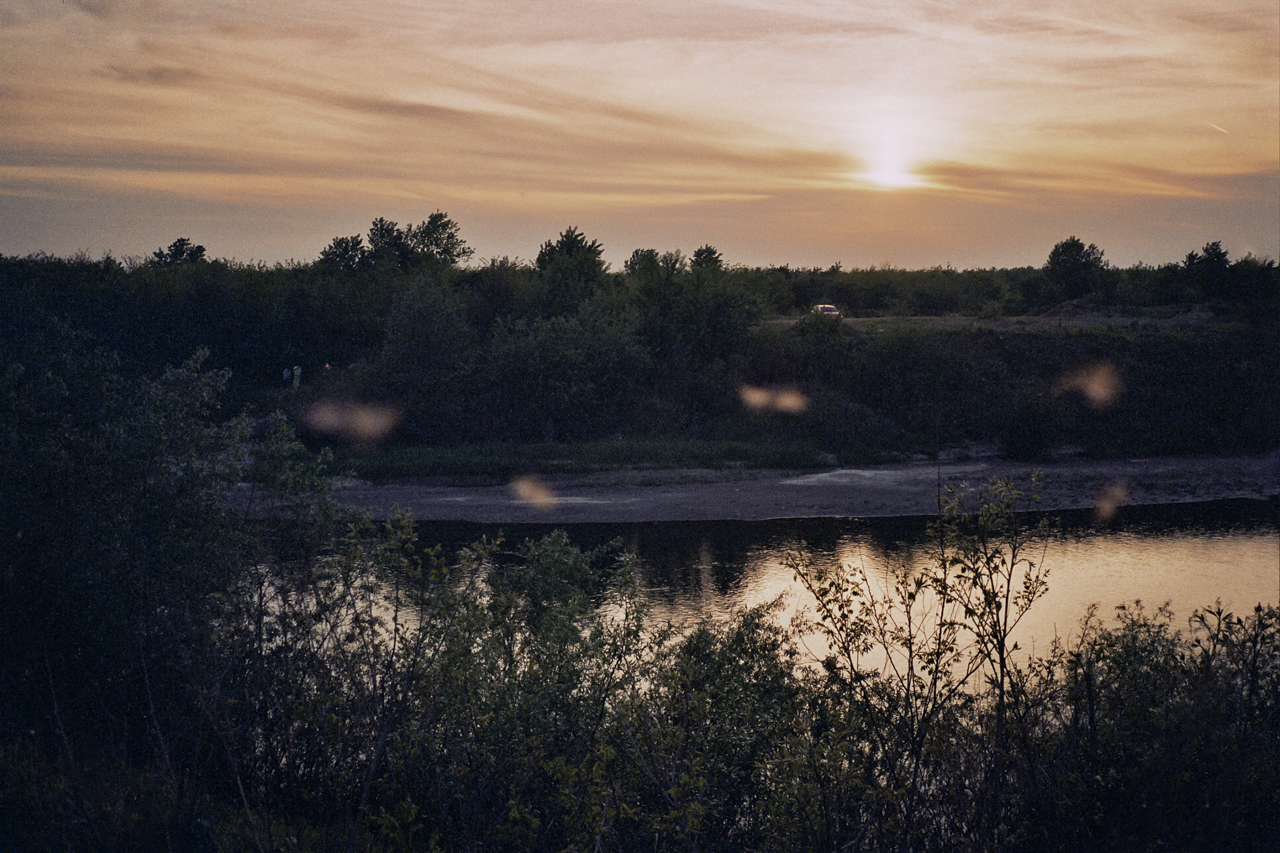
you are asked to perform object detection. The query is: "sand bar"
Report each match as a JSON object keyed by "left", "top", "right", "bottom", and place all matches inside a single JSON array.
[{"left": 330, "top": 454, "right": 1279, "bottom": 524}]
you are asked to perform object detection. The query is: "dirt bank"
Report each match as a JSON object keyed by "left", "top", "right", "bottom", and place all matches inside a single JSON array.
[{"left": 330, "top": 454, "right": 1279, "bottom": 524}]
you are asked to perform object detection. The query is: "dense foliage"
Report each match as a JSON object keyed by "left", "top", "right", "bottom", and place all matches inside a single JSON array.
[
  {"left": 2, "top": 220, "right": 1276, "bottom": 846},
  {"left": 2, "top": 223, "right": 1276, "bottom": 464},
  {"left": 2, "top": 363, "right": 1276, "bottom": 851}
]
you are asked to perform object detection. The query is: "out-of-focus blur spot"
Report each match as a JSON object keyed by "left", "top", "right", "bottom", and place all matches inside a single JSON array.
[
  {"left": 740, "top": 385, "right": 809, "bottom": 414},
  {"left": 1094, "top": 480, "right": 1128, "bottom": 524},
  {"left": 510, "top": 475, "right": 557, "bottom": 510},
  {"left": 1053, "top": 362, "right": 1123, "bottom": 410},
  {"left": 302, "top": 400, "right": 402, "bottom": 445}
]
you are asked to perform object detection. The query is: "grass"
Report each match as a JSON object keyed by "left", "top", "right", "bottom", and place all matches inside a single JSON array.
[{"left": 336, "top": 436, "right": 843, "bottom": 481}]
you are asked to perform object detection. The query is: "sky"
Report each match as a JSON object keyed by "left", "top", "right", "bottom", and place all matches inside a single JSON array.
[{"left": 2, "top": 0, "right": 1277, "bottom": 270}]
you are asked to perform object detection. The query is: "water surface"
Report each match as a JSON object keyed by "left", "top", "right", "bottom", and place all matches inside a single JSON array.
[{"left": 419, "top": 498, "right": 1279, "bottom": 652}]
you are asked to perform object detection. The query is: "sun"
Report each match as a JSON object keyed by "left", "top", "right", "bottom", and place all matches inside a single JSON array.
[
  {"left": 862, "top": 145, "right": 921, "bottom": 189},
  {"left": 845, "top": 95, "right": 938, "bottom": 189}
]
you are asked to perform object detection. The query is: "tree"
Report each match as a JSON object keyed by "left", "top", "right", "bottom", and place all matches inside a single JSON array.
[
  {"left": 458, "top": 256, "right": 532, "bottom": 332},
  {"left": 1045, "top": 237, "right": 1106, "bottom": 301},
  {"left": 659, "top": 249, "right": 688, "bottom": 281},
  {"left": 405, "top": 211, "right": 474, "bottom": 266},
  {"left": 320, "top": 212, "right": 472, "bottom": 273},
  {"left": 624, "top": 248, "right": 661, "bottom": 278},
  {"left": 0, "top": 321, "right": 253, "bottom": 773},
  {"left": 528, "top": 227, "right": 609, "bottom": 318},
  {"left": 377, "top": 277, "right": 475, "bottom": 441},
  {"left": 1227, "top": 253, "right": 1280, "bottom": 314},
  {"left": 1183, "top": 240, "right": 1230, "bottom": 299},
  {"left": 1199, "top": 239, "right": 1229, "bottom": 269},
  {"left": 690, "top": 244, "right": 724, "bottom": 272},
  {"left": 318, "top": 234, "right": 367, "bottom": 272},
  {"left": 536, "top": 226, "right": 607, "bottom": 275},
  {"left": 151, "top": 237, "right": 206, "bottom": 266},
  {"left": 789, "top": 476, "right": 1051, "bottom": 851},
  {"left": 367, "top": 216, "right": 413, "bottom": 270},
  {"left": 626, "top": 249, "right": 687, "bottom": 288},
  {"left": 481, "top": 308, "right": 648, "bottom": 440}
]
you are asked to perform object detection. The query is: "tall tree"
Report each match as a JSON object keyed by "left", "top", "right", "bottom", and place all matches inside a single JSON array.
[
  {"left": 319, "top": 212, "right": 472, "bottom": 273},
  {"left": 691, "top": 244, "right": 724, "bottom": 272},
  {"left": 528, "top": 227, "right": 608, "bottom": 317},
  {"left": 535, "top": 226, "right": 607, "bottom": 275},
  {"left": 1045, "top": 236, "right": 1106, "bottom": 300},
  {"left": 1183, "top": 240, "right": 1230, "bottom": 299},
  {"left": 405, "top": 210, "right": 474, "bottom": 267},
  {"left": 367, "top": 217, "right": 413, "bottom": 270},
  {"left": 624, "top": 247, "right": 661, "bottom": 278},
  {"left": 0, "top": 321, "right": 251, "bottom": 761},
  {"left": 151, "top": 237, "right": 206, "bottom": 266},
  {"left": 318, "top": 234, "right": 367, "bottom": 272},
  {"left": 659, "top": 249, "right": 688, "bottom": 281}
]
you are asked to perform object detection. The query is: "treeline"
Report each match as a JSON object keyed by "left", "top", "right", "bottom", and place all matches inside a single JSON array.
[
  {"left": 2, "top": 220, "right": 1277, "bottom": 458},
  {"left": 1, "top": 327, "right": 1276, "bottom": 850},
  {"left": 749, "top": 314, "right": 1278, "bottom": 459}
]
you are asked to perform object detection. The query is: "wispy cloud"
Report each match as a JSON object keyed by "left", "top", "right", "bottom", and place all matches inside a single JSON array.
[
  {"left": 0, "top": 0, "right": 1275, "bottom": 265},
  {"left": 101, "top": 64, "right": 206, "bottom": 87}
]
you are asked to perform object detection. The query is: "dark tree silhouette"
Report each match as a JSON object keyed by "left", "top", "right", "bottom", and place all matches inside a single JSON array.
[
  {"left": 367, "top": 217, "right": 412, "bottom": 269},
  {"left": 318, "top": 234, "right": 367, "bottom": 271},
  {"left": 691, "top": 244, "right": 724, "bottom": 271},
  {"left": 536, "top": 226, "right": 606, "bottom": 275},
  {"left": 624, "top": 247, "right": 661, "bottom": 278},
  {"left": 1045, "top": 236, "right": 1105, "bottom": 300},
  {"left": 405, "top": 210, "right": 474, "bottom": 266},
  {"left": 1183, "top": 240, "right": 1230, "bottom": 298},
  {"left": 320, "top": 212, "right": 472, "bottom": 273},
  {"left": 528, "top": 227, "right": 608, "bottom": 317},
  {"left": 151, "top": 237, "right": 206, "bottom": 266}
]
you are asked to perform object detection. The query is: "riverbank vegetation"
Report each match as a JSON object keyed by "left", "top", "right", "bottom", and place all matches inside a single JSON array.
[
  {"left": 3, "top": 222, "right": 1278, "bottom": 848},
  {"left": 3, "top": 221, "right": 1276, "bottom": 474},
  {"left": 1, "top": 342, "right": 1276, "bottom": 850}
]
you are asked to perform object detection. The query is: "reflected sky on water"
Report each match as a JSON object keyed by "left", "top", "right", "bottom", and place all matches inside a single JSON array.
[{"left": 419, "top": 498, "right": 1279, "bottom": 654}]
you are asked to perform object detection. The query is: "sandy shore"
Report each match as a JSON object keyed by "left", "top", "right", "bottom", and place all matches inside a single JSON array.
[{"left": 330, "top": 454, "right": 1279, "bottom": 524}]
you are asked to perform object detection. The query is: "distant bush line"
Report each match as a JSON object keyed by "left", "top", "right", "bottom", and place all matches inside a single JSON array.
[{"left": 3, "top": 225, "right": 1276, "bottom": 467}]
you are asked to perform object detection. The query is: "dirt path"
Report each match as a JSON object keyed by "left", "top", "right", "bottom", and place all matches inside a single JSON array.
[{"left": 330, "top": 454, "right": 1279, "bottom": 524}]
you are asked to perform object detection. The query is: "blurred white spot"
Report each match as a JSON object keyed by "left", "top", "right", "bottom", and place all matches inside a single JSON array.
[
  {"left": 303, "top": 400, "right": 402, "bottom": 445},
  {"left": 1095, "top": 480, "right": 1128, "bottom": 524},
  {"left": 740, "top": 385, "right": 809, "bottom": 414},
  {"left": 510, "top": 475, "right": 558, "bottom": 509},
  {"left": 1053, "top": 362, "right": 1122, "bottom": 410}
]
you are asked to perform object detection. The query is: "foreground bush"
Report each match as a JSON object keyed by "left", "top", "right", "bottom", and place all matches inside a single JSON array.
[
  {"left": 7, "top": 476, "right": 1276, "bottom": 852},
  {"left": 1, "top": 328, "right": 1274, "bottom": 851}
]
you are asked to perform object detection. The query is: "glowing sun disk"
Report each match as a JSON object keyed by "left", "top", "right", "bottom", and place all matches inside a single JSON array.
[
  {"left": 863, "top": 157, "right": 920, "bottom": 188},
  {"left": 847, "top": 97, "right": 938, "bottom": 189}
]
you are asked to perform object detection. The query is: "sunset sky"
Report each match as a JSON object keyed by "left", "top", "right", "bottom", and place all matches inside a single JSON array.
[{"left": 2, "top": 0, "right": 1276, "bottom": 270}]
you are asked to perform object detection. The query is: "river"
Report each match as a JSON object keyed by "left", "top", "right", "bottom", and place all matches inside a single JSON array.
[{"left": 417, "top": 497, "right": 1278, "bottom": 654}]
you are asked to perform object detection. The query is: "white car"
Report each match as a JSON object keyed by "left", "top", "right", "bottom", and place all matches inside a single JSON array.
[{"left": 812, "top": 304, "right": 841, "bottom": 318}]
